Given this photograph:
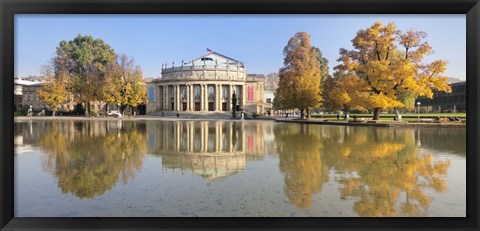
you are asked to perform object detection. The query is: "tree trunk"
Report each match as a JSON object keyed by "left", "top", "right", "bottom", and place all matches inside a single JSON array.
[
  {"left": 52, "top": 110, "right": 56, "bottom": 117},
  {"left": 306, "top": 108, "right": 310, "bottom": 119},
  {"left": 85, "top": 101, "right": 90, "bottom": 117},
  {"left": 373, "top": 107, "right": 381, "bottom": 120},
  {"left": 300, "top": 109, "right": 305, "bottom": 119}
]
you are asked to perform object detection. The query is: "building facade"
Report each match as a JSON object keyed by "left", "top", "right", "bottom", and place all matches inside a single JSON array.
[
  {"left": 14, "top": 78, "right": 44, "bottom": 112},
  {"left": 15, "top": 77, "right": 105, "bottom": 114},
  {"left": 416, "top": 81, "right": 466, "bottom": 113},
  {"left": 147, "top": 52, "right": 266, "bottom": 114}
]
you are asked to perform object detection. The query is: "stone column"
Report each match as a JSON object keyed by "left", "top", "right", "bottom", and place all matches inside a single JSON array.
[
  {"left": 230, "top": 85, "right": 235, "bottom": 111},
  {"left": 215, "top": 84, "right": 219, "bottom": 111},
  {"left": 173, "top": 85, "right": 177, "bottom": 111},
  {"left": 190, "top": 84, "right": 193, "bottom": 111},
  {"left": 189, "top": 84, "right": 193, "bottom": 111},
  {"left": 200, "top": 84, "right": 204, "bottom": 111},
  {"left": 185, "top": 85, "right": 189, "bottom": 111},
  {"left": 177, "top": 85, "right": 181, "bottom": 111},
  {"left": 204, "top": 84, "right": 209, "bottom": 111},
  {"left": 218, "top": 85, "right": 222, "bottom": 111},
  {"left": 163, "top": 85, "right": 167, "bottom": 111}
]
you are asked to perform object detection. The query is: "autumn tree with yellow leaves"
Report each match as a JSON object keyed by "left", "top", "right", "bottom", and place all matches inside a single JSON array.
[
  {"left": 36, "top": 77, "right": 69, "bottom": 116},
  {"left": 335, "top": 22, "right": 451, "bottom": 120},
  {"left": 276, "top": 32, "right": 322, "bottom": 119},
  {"left": 323, "top": 71, "right": 369, "bottom": 118},
  {"left": 102, "top": 54, "right": 147, "bottom": 115},
  {"left": 36, "top": 64, "right": 69, "bottom": 116}
]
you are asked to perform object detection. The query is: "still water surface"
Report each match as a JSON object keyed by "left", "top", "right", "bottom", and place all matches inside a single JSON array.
[{"left": 14, "top": 120, "right": 466, "bottom": 217}]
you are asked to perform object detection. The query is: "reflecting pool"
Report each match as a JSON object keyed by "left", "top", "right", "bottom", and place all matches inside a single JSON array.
[{"left": 14, "top": 120, "right": 466, "bottom": 217}]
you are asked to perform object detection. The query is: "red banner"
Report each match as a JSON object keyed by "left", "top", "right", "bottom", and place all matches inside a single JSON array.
[{"left": 248, "top": 86, "right": 254, "bottom": 102}]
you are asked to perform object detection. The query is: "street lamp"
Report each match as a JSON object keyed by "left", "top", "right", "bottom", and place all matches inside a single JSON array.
[{"left": 416, "top": 102, "right": 421, "bottom": 121}]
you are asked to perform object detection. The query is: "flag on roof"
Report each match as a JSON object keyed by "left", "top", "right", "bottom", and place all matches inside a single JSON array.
[{"left": 207, "top": 48, "right": 213, "bottom": 53}]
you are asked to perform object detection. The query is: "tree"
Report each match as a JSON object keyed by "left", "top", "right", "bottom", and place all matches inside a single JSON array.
[
  {"left": 53, "top": 34, "right": 117, "bottom": 116},
  {"left": 37, "top": 78, "right": 68, "bottom": 116},
  {"left": 323, "top": 71, "right": 369, "bottom": 118},
  {"left": 311, "top": 47, "right": 330, "bottom": 115},
  {"left": 335, "top": 22, "right": 451, "bottom": 120},
  {"left": 277, "top": 32, "right": 322, "bottom": 119},
  {"left": 102, "top": 54, "right": 147, "bottom": 115},
  {"left": 312, "top": 46, "right": 330, "bottom": 84},
  {"left": 37, "top": 64, "right": 69, "bottom": 116}
]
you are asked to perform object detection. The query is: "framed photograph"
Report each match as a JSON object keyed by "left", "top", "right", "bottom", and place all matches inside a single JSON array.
[{"left": 1, "top": 0, "right": 479, "bottom": 230}]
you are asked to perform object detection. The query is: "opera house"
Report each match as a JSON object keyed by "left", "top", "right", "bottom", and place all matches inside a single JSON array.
[{"left": 146, "top": 52, "right": 266, "bottom": 115}]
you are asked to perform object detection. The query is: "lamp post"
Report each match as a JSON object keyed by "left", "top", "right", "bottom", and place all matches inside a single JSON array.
[{"left": 416, "top": 102, "right": 421, "bottom": 121}]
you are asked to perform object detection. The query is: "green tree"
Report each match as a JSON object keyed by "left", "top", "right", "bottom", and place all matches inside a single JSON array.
[
  {"left": 312, "top": 46, "right": 330, "bottom": 84},
  {"left": 53, "top": 34, "right": 117, "bottom": 116},
  {"left": 277, "top": 32, "right": 322, "bottom": 119}
]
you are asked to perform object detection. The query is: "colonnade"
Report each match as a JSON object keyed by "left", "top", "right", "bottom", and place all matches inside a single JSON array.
[{"left": 156, "top": 83, "right": 244, "bottom": 112}]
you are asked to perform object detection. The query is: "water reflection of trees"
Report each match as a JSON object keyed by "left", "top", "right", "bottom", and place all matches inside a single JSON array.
[
  {"left": 321, "top": 127, "right": 450, "bottom": 216},
  {"left": 274, "top": 124, "right": 329, "bottom": 208},
  {"left": 38, "top": 121, "right": 147, "bottom": 199},
  {"left": 274, "top": 125, "right": 451, "bottom": 216}
]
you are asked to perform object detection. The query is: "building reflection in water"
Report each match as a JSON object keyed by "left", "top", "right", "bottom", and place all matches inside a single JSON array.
[{"left": 146, "top": 121, "right": 268, "bottom": 182}]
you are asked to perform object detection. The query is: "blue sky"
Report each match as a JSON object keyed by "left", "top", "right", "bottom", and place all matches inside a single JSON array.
[{"left": 15, "top": 14, "right": 466, "bottom": 80}]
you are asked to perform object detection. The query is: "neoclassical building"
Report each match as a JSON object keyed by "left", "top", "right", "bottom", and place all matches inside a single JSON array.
[{"left": 146, "top": 52, "right": 265, "bottom": 114}]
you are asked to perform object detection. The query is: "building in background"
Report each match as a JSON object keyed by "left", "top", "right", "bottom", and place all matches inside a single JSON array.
[
  {"left": 416, "top": 81, "right": 466, "bottom": 113},
  {"left": 14, "top": 77, "right": 104, "bottom": 115},
  {"left": 146, "top": 52, "right": 266, "bottom": 115},
  {"left": 14, "top": 78, "right": 45, "bottom": 112}
]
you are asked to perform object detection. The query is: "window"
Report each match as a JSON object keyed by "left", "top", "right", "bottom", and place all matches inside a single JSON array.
[{"left": 266, "top": 98, "right": 272, "bottom": 103}]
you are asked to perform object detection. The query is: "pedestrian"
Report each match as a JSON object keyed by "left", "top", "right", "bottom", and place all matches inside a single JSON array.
[
  {"left": 162, "top": 112, "right": 164, "bottom": 117},
  {"left": 176, "top": 112, "right": 180, "bottom": 117},
  {"left": 337, "top": 114, "right": 340, "bottom": 120}
]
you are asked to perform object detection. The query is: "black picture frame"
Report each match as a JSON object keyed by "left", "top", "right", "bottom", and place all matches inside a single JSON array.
[{"left": 1, "top": 0, "right": 479, "bottom": 230}]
